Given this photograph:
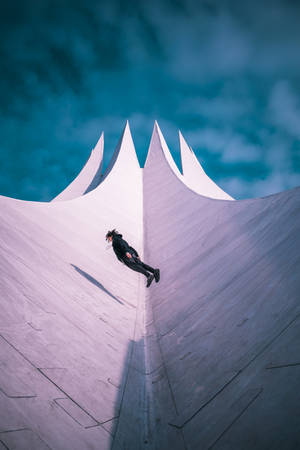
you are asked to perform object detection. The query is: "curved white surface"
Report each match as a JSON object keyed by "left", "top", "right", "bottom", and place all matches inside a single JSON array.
[
  {"left": 179, "top": 131, "right": 234, "bottom": 200},
  {"left": 53, "top": 132, "right": 104, "bottom": 201},
  {"left": 0, "top": 122, "right": 143, "bottom": 450},
  {"left": 151, "top": 121, "right": 182, "bottom": 177},
  {"left": 0, "top": 122, "right": 300, "bottom": 449}
]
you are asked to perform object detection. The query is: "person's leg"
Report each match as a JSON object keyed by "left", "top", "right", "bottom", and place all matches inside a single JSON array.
[
  {"left": 123, "top": 259, "right": 150, "bottom": 278},
  {"left": 135, "top": 259, "right": 160, "bottom": 283},
  {"left": 138, "top": 261, "right": 155, "bottom": 274},
  {"left": 123, "top": 259, "right": 155, "bottom": 287}
]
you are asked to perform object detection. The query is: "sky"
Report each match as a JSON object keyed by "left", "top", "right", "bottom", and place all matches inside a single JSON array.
[{"left": 0, "top": 0, "right": 300, "bottom": 201}]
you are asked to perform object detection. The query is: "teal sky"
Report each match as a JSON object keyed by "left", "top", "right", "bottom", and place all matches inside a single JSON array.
[{"left": 0, "top": 0, "right": 300, "bottom": 200}]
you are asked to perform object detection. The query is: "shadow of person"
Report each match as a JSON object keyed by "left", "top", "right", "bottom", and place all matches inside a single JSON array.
[{"left": 70, "top": 264, "right": 124, "bottom": 305}]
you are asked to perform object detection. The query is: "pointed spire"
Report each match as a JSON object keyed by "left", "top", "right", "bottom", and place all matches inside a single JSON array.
[
  {"left": 179, "top": 130, "right": 234, "bottom": 200},
  {"left": 144, "top": 121, "right": 182, "bottom": 178},
  {"left": 179, "top": 130, "right": 205, "bottom": 177},
  {"left": 52, "top": 131, "right": 104, "bottom": 201},
  {"left": 90, "top": 120, "right": 143, "bottom": 229},
  {"left": 101, "top": 120, "right": 140, "bottom": 182}
]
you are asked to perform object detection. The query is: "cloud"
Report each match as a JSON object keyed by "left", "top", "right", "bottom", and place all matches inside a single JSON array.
[
  {"left": 0, "top": 0, "right": 300, "bottom": 201},
  {"left": 144, "top": 0, "right": 300, "bottom": 82},
  {"left": 222, "top": 135, "right": 261, "bottom": 164},
  {"left": 268, "top": 80, "right": 300, "bottom": 138},
  {"left": 179, "top": 95, "right": 252, "bottom": 122}
]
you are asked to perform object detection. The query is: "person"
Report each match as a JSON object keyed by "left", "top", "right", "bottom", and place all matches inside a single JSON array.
[{"left": 106, "top": 229, "right": 160, "bottom": 288}]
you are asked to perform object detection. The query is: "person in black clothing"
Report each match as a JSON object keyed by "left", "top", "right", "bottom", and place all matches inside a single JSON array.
[{"left": 106, "top": 229, "right": 160, "bottom": 288}]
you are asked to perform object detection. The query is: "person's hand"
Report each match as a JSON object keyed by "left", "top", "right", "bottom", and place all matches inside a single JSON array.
[{"left": 126, "top": 252, "right": 132, "bottom": 258}]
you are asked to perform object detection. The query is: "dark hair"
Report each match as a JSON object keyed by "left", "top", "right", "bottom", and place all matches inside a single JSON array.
[{"left": 106, "top": 229, "right": 118, "bottom": 241}]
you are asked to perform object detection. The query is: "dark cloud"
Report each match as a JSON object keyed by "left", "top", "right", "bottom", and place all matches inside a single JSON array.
[{"left": 0, "top": 0, "right": 299, "bottom": 200}]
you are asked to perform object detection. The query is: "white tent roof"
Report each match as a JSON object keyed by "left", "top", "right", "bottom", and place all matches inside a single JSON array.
[{"left": 0, "top": 122, "right": 299, "bottom": 449}]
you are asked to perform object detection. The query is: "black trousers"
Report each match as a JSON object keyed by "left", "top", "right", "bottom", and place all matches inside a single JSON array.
[{"left": 123, "top": 257, "right": 155, "bottom": 278}]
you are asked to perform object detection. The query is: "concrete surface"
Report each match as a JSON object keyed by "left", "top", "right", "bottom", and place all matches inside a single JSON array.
[{"left": 0, "top": 122, "right": 300, "bottom": 449}]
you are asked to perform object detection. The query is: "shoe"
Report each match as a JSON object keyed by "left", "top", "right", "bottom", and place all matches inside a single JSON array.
[
  {"left": 146, "top": 274, "right": 154, "bottom": 288},
  {"left": 154, "top": 269, "right": 160, "bottom": 283}
]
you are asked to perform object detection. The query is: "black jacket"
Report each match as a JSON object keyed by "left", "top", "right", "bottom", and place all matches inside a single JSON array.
[{"left": 112, "top": 233, "right": 139, "bottom": 262}]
